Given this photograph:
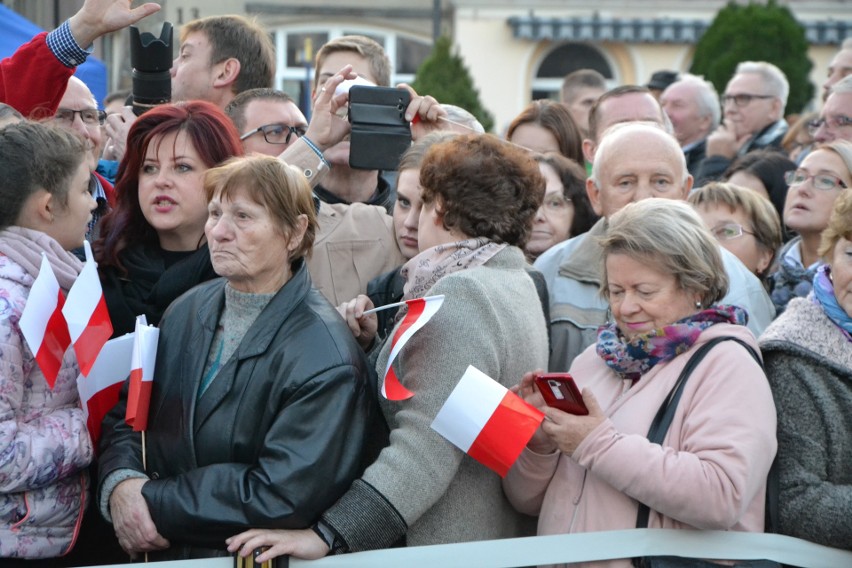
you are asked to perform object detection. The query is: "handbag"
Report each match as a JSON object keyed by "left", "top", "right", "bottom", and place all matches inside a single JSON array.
[{"left": 632, "top": 336, "right": 779, "bottom": 568}]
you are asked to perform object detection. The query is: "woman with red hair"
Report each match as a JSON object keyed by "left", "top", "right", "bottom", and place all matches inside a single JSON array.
[{"left": 95, "top": 101, "right": 243, "bottom": 336}]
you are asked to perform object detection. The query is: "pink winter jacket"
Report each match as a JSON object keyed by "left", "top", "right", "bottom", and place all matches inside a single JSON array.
[
  {"left": 0, "top": 228, "right": 93, "bottom": 559},
  {"left": 503, "top": 323, "right": 777, "bottom": 567}
]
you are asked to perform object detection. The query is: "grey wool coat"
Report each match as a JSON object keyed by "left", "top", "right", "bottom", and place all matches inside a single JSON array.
[
  {"left": 322, "top": 246, "right": 549, "bottom": 552},
  {"left": 759, "top": 297, "right": 852, "bottom": 550}
]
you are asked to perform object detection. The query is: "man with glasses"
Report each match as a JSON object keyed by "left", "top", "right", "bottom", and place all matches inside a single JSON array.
[
  {"left": 811, "top": 75, "right": 852, "bottom": 145},
  {"left": 225, "top": 87, "right": 405, "bottom": 306},
  {"left": 697, "top": 61, "right": 789, "bottom": 185},
  {"left": 226, "top": 89, "right": 308, "bottom": 156},
  {"left": 52, "top": 76, "right": 114, "bottom": 244}
]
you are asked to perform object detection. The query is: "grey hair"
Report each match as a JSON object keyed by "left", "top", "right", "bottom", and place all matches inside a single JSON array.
[
  {"left": 590, "top": 121, "right": 688, "bottom": 187},
  {"left": 831, "top": 74, "right": 852, "bottom": 95},
  {"left": 440, "top": 104, "right": 485, "bottom": 134},
  {"left": 735, "top": 61, "right": 789, "bottom": 108},
  {"left": 599, "top": 198, "right": 729, "bottom": 307},
  {"left": 673, "top": 74, "right": 721, "bottom": 128}
]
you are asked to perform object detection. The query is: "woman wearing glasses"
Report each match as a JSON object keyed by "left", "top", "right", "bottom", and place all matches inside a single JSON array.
[
  {"left": 689, "top": 182, "right": 783, "bottom": 282},
  {"left": 94, "top": 101, "right": 243, "bottom": 336},
  {"left": 525, "top": 152, "right": 597, "bottom": 261},
  {"left": 768, "top": 140, "right": 852, "bottom": 314}
]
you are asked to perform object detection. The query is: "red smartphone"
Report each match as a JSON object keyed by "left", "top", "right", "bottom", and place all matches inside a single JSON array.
[{"left": 534, "top": 373, "right": 588, "bottom": 415}]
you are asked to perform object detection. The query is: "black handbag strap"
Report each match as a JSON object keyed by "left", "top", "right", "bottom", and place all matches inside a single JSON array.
[{"left": 634, "top": 336, "right": 761, "bottom": 530}]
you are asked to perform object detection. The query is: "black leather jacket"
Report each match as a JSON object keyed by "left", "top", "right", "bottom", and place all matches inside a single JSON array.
[{"left": 98, "top": 261, "right": 381, "bottom": 559}]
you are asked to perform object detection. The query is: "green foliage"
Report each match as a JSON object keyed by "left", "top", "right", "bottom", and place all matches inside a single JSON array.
[
  {"left": 690, "top": 0, "right": 814, "bottom": 114},
  {"left": 411, "top": 36, "right": 495, "bottom": 132}
]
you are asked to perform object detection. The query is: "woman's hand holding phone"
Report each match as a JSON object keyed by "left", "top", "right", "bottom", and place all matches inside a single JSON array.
[
  {"left": 539, "top": 386, "right": 607, "bottom": 457},
  {"left": 513, "top": 370, "right": 558, "bottom": 454}
]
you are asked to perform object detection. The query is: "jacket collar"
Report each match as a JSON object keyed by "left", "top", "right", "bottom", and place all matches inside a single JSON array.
[
  {"left": 192, "top": 259, "right": 312, "bottom": 430},
  {"left": 557, "top": 218, "right": 608, "bottom": 284}
]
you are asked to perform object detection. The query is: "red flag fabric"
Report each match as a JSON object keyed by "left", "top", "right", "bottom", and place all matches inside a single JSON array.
[
  {"left": 63, "top": 241, "right": 113, "bottom": 376},
  {"left": 431, "top": 365, "right": 545, "bottom": 477},
  {"left": 19, "top": 254, "right": 71, "bottom": 388},
  {"left": 381, "top": 294, "right": 445, "bottom": 400},
  {"left": 125, "top": 316, "right": 159, "bottom": 431},
  {"left": 76, "top": 333, "right": 134, "bottom": 448}
]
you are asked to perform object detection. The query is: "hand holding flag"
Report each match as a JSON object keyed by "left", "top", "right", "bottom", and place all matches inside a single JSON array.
[
  {"left": 19, "top": 254, "right": 71, "bottom": 388},
  {"left": 126, "top": 315, "right": 159, "bottom": 431},
  {"left": 63, "top": 240, "right": 113, "bottom": 376},
  {"left": 379, "top": 294, "right": 444, "bottom": 400},
  {"left": 431, "top": 365, "right": 544, "bottom": 477}
]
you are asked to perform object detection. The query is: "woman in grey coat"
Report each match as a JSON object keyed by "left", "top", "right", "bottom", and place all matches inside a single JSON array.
[
  {"left": 759, "top": 188, "right": 852, "bottom": 549},
  {"left": 228, "top": 134, "right": 550, "bottom": 561}
]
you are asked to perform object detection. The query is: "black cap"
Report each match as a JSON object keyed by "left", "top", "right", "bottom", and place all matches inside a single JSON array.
[{"left": 647, "top": 70, "right": 680, "bottom": 91}]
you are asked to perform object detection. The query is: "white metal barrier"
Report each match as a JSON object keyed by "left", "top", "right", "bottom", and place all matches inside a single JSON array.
[{"left": 91, "top": 529, "right": 852, "bottom": 568}]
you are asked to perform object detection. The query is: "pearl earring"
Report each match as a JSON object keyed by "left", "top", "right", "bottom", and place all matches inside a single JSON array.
[{"left": 695, "top": 300, "right": 702, "bottom": 309}]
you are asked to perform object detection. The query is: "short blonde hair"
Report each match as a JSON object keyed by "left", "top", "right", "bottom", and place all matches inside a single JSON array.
[
  {"left": 819, "top": 188, "right": 852, "bottom": 259},
  {"left": 314, "top": 35, "right": 391, "bottom": 87},
  {"left": 203, "top": 155, "right": 317, "bottom": 265},
  {"left": 688, "top": 182, "right": 783, "bottom": 273},
  {"left": 600, "top": 198, "right": 728, "bottom": 307}
]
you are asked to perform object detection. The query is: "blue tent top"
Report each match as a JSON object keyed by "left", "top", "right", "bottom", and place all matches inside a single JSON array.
[{"left": 0, "top": 4, "right": 108, "bottom": 107}]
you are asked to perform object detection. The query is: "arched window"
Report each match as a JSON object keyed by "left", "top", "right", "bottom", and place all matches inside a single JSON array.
[{"left": 532, "top": 42, "right": 614, "bottom": 101}]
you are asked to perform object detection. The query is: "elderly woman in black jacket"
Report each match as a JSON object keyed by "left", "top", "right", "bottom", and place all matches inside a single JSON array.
[{"left": 97, "top": 155, "right": 379, "bottom": 560}]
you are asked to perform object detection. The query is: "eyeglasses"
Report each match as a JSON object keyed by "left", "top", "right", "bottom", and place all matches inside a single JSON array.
[
  {"left": 710, "top": 223, "right": 754, "bottom": 241},
  {"left": 720, "top": 93, "right": 774, "bottom": 107},
  {"left": 542, "top": 194, "right": 572, "bottom": 213},
  {"left": 53, "top": 108, "right": 107, "bottom": 126},
  {"left": 806, "top": 115, "right": 852, "bottom": 136},
  {"left": 240, "top": 123, "right": 306, "bottom": 145},
  {"left": 784, "top": 169, "right": 849, "bottom": 191}
]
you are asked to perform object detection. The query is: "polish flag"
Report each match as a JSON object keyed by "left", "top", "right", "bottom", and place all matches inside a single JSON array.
[
  {"left": 76, "top": 332, "right": 134, "bottom": 448},
  {"left": 431, "top": 365, "right": 544, "bottom": 477},
  {"left": 19, "top": 254, "right": 71, "bottom": 389},
  {"left": 125, "top": 316, "right": 159, "bottom": 431},
  {"left": 63, "top": 241, "right": 113, "bottom": 376},
  {"left": 381, "top": 295, "right": 445, "bottom": 400}
]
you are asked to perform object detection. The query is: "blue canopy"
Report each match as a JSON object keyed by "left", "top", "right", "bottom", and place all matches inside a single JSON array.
[{"left": 0, "top": 4, "right": 108, "bottom": 107}]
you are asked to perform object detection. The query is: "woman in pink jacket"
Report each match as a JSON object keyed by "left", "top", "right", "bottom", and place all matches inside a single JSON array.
[
  {"left": 0, "top": 122, "right": 96, "bottom": 564},
  {"left": 505, "top": 199, "right": 777, "bottom": 567}
]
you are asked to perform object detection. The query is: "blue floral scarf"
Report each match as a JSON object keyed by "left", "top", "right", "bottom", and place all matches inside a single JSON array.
[
  {"left": 596, "top": 305, "right": 748, "bottom": 382},
  {"left": 812, "top": 265, "right": 852, "bottom": 342}
]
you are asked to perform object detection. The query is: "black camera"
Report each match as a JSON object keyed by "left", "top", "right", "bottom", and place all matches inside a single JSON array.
[
  {"left": 348, "top": 86, "right": 412, "bottom": 171},
  {"left": 129, "top": 22, "right": 173, "bottom": 116}
]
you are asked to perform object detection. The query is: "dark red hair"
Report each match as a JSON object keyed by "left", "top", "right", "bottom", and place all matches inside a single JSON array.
[{"left": 94, "top": 101, "right": 243, "bottom": 272}]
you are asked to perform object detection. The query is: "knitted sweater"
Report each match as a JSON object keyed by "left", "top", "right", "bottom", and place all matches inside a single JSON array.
[
  {"left": 321, "top": 246, "right": 548, "bottom": 551},
  {"left": 759, "top": 297, "right": 852, "bottom": 549}
]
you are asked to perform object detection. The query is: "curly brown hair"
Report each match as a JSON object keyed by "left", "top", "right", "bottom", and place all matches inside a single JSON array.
[{"left": 418, "top": 134, "right": 545, "bottom": 248}]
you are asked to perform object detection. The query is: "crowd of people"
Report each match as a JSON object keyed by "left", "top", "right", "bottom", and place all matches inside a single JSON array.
[{"left": 1, "top": 0, "right": 851, "bottom": 566}]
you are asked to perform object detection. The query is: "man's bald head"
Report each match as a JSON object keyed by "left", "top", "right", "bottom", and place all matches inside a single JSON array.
[{"left": 588, "top": 122, "right": 691, "bottom": 219}]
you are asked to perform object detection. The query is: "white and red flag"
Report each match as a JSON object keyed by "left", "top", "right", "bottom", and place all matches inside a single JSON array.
[
  {"left": 380, "top": 294, "right": 445, "bottom": 400},
  {"left": 76, "top": 332, "right": 134, "bottom": 448},
  {"left": 19, "top": 254, "right": 71, "bottom": 389},
  {"left": 431, "top": 365, "right": 544, "bottom": 477},
  {"left": 125, "top": 315, "right": 159, "bottom": 431},
  {"left": 63, "top": 241, "right": 113, "bottom": 376}
]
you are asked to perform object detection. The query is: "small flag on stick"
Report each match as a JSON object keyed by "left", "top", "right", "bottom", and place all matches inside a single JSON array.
[
  {"left": 19, "top": 254, "right": 71, "bottom": 388},
  {"left": 431, "top": 365, "right": 544, "bottom": 477},
  {"left": 380, "top": 295, "right": 444, "bottom": 400},
  {"left": 76, "top": 333, "right": 134, "bottom": 448},
  {"left": 125, "top": 315, "right": 159, "bottom": 431},
  {"left": 63, "top": 241, "right": 113, "bottom": 376}
]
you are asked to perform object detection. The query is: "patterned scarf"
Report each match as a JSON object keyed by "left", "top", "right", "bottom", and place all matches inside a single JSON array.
[
  {"left": 400, "top": 237, "right": 506, "bottom": 302},
  {"left": 596, "top": 305, "right": 748, "bottom": 382},
  {"left": 769, "top": 255, "right": 821, "bottom": 316},
  {"left": 811, "top": 265, "right": 852, "bottom": 341}
]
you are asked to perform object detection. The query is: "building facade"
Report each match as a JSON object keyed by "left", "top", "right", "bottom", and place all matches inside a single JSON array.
[{"left": 5, "top": 0, "right": 850, "bottom": 130}]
